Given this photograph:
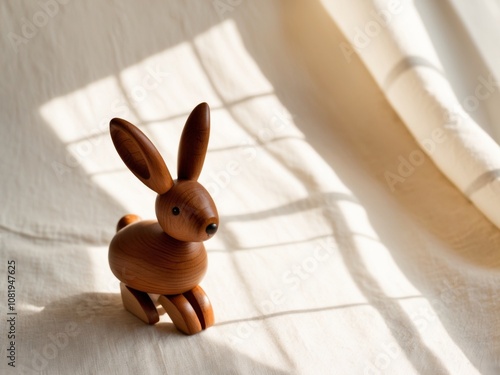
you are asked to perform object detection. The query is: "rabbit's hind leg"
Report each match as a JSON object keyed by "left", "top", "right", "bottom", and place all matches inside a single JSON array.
[
  {"left": 120, "top": 283, "right": 159, "bottom": 324},
  {"left": 158, "top": 286, "right": 214, "bottom": 335}
]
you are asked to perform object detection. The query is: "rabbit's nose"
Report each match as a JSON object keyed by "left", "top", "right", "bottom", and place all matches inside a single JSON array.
[{"left": 205, "top": 223, "right": 218, "bottom": 235}]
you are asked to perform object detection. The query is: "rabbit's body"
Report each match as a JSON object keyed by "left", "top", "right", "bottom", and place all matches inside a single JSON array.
[
  {"left": 109, "top": 220, "right": 207, "bottom": 295},
  {"left": 108, "top": 103, "right": 218, "bottom": 335}
]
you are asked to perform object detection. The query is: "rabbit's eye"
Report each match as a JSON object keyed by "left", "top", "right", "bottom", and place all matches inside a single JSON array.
[{"left": 172, "top": 207, "right": 180, "bottom": 216}]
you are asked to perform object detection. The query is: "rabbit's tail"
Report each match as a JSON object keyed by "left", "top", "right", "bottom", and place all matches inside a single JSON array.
[{"left": 116, "top": 214, "right": 141, "bottom": 232}]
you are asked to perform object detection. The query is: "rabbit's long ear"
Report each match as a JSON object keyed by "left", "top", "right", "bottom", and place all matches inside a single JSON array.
[
  {"left": 177, "top": 102, "right": 210, "bottom": 181},
  {"left": 110, "top": 118, "right": 173, "bottom": 194}
]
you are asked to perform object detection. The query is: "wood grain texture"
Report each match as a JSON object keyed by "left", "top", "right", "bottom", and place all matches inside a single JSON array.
[
  {"left": 182, "top": 285, "right": 214, "bottom": 330},
  {"left": 177, "top": 102, "right": 210, "bottom": 181},
  {"left": 108, "top": 103, "right": 218, "bottom": 334},
  {"left": 155, "top": 180, "right": 218, "bottom": 242},
  {"left": 110, "top": 118, "right": 173, "bottom": 194},
  {"left": 120, "top": 282, "right": 159, "bottom": 325},
  {"left": 158, "top": 294, "right": 202, "bottom": 335},
  {"left": 157, "top": 286, "right": 213, "bottom": 335},
  {"left": 109, "top": 220, "right": 208, "bottom": 295}
]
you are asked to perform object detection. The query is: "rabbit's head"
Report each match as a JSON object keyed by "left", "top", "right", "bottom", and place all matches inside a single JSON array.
[{"left": 110, "top": 103, "right": 218, "bottom": 242}]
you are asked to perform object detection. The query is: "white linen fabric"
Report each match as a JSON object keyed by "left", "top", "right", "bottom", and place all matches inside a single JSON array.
[
  {"left": 1, "top": 1, "right": 499, "bottom": 374},
  {"left": 323, "top": 0, "right": 500, "bottom": 231}
]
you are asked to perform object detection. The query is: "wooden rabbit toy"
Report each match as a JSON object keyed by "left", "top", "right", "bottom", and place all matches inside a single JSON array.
[{"left": 108, "top": 103, "right": 218, "bottom": 335}]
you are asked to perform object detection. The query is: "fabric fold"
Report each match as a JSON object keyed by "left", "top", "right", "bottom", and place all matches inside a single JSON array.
[{"left": 322, "top": 0, "right": 500, "bottom": 228}]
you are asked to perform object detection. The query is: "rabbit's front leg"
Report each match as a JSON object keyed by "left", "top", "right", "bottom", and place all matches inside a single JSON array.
[
  {"left": 158, "top": 285, "right": 214, "bottom": 335},
  {"left": 120, "top": 283, "right": 159, "bottom": 324}
]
